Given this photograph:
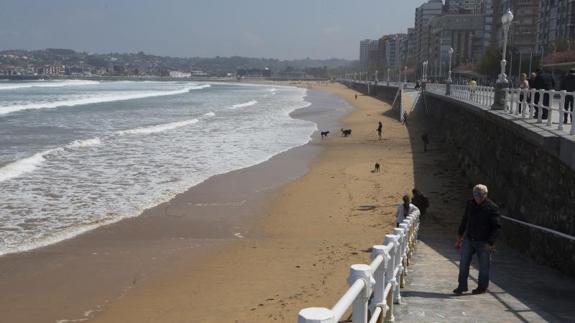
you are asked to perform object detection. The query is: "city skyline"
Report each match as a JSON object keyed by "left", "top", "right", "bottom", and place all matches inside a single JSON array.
[{"left": 0, "top": 0, "right": 423, "bottom": 60}]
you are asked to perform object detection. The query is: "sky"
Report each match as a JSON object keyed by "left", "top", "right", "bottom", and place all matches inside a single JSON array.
[{"left": 0, "top": 0, "right": 424, "bottom": 60}]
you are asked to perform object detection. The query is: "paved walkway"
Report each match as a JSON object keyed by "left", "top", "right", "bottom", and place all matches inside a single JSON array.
[{"left": 391, "top": 107, "right": 575, "bottom": 322}]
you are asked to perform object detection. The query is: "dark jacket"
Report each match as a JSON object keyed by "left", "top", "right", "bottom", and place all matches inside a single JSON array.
[
  {"left": 532, "top": 72, "right": 555, "bottom": 90},
  {"left": 458, "top": 198, "right": 501, "bottom": 245},
  {"left": 560, "top": 73, "right": 575, "bottom": 92}
]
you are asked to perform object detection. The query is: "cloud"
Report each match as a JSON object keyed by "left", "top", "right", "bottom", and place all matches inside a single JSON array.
[{"left": 322, "top": 26, "right": 341, "bottom": 36}]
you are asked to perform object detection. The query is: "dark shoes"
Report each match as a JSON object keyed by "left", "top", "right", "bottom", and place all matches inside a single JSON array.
[
  {"left": 452, "top": 288, "right": 468, "bottom": 295},
  {"left": 472, "top": 288, "right": 487, "bottom": 295}
]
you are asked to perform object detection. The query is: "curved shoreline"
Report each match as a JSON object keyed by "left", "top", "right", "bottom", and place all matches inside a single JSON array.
[{"left": 0, "top": 87, "right": 352, "bottom": 323}]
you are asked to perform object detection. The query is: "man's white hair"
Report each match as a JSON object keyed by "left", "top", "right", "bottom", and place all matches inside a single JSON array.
[{"left": 473, "top": 184, "right": 488, "bottom": 196}]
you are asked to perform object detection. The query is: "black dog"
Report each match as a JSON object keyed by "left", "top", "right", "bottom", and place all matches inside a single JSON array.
[
  {"left": 341, "top": 128, "right": 352, "bottom": 137},
  {"left": 320, "top": 131, "right": 330, "bottom": 139},
  {"left": 374, "top": 163, "right": 380, "bottom": 172}
]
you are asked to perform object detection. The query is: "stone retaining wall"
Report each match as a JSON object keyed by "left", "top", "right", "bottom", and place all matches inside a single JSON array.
[{"left": 422, "top": 92, "right": 575, "bottom": 276}]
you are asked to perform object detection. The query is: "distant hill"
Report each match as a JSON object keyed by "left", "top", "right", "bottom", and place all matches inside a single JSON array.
[{"left": 0, "top": 48, "right": 354, "bottom": 77}]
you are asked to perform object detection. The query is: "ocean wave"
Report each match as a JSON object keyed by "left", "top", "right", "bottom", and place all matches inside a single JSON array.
[
  {"left": 0, "top": 137, "right": 101, "bottom": 183},
  {"left": 204, "top": 112, "right": 216, "bottom": 117},
  {"left": 0, "top": 80, "right": 100, "bottom": 91},
  {"left": 228, "top": 100, "right": 258, "bottom": 109},
  {"left": 190, "top": 84, "right": 211, "bottom": 90},
  {"left": 116, "top": 118, "right": 199, "bottom": 135},
  {"left": 0, "top": 86, "right": 199, "bottom": 115}
]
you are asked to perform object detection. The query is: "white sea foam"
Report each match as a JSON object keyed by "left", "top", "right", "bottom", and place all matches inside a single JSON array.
[
  {"left": 0, "top": 137, "right": 102, "bottom": 183},
  {"left": 0, "top": 86, "right": 203, "bottom": 115},
  {"left": 0, "top": 80, "right": 100, "bottom": 91},
  {"left": 67, "top": 138, "right": 102, "bottom": 149},
  {"left": 0, "top": 151, "right": 50, "bottom": 182},
  {"left": 228, "top": 100, "right": 258, "bottom": 109},
  {"left": 117, "top": 118, "right": 199, "bottom": 135},
  {"left": 0, "top": 84, "right": 320, "bottom": 257},
  {"left": 189, "top": 84, "right": 211, "bottom": 90}
]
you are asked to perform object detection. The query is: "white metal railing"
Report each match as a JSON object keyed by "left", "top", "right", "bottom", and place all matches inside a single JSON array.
[
  {"left": 505, "top": 89, "right": 575, "bottom": 135},
  {"left": 425, "top": 83, "right": 575, "bottom": 134},
  {"left": 297, "top": 212, "right": 420, "bottom": 323}
]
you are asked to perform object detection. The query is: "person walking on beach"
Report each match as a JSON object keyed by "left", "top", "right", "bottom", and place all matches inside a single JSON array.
[
  {"left": 453, "top": 184, "right": 501, "bottom": 296},
  {"left": 355, "top": 93, "right": 358, "bottom": 100},
  {"left": 377, "top": 121, "right": 383, "bottom": 139},
  {"left": 560, "top": 68, "right": 575, "bottom": 124},
  {"left": 402, "top": 111, "right": 408, "bottom": 126},
  {"left": 396, "top": 194, "right": 420, "bottom": 227}
]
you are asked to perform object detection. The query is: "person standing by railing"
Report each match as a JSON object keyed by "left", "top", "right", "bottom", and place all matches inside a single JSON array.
[
  {"left": 560, "top": 68, "right": 575, "bottom": 124},
  {"left": 468, "top": 79, "right": 477, "bottom": 101},
  {"left": 532, "top": 68, "right": 555, "bottom": 120},
  {"left": 519, "top": 73, "right": 530, "bottom": 113},
  {"left": 453, "top": 184, "right": 501, "bottom": 295},
  {"left": 396, "top": 194, "right": 420, "bottom": 227}
]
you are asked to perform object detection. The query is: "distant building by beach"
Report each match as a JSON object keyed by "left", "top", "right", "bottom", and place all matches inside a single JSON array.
[{"left": 169, "top": 71, "right": 192, "bottom": 78}]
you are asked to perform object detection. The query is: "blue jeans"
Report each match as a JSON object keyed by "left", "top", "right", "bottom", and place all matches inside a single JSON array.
[{"left": 457, "top": 238, "right": 491, "bottom": 290}]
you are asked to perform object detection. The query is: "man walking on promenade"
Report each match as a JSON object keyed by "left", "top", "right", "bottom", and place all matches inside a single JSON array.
[{"left": 453, "top": 184, "right": 501, "bottom": 295}]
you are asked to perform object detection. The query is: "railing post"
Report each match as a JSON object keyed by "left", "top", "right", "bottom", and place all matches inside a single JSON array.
[
  {"left": 559, "top": 90, "right": 566, "bottom": 130},
  {"left": 547, "top": 90, "right": 555, "bottom": 127},
  {"left": 393, "top": 227, "right": 405, "bottom": 298},
  {"left": 347, "top": 264, "right": 374, "bottom": 323},
  {"left": 492, "top": 81, "right": 507, "bottom": 110},
  {"left": 371, "top": 245, "right": 389, "bottom": 323},
  {"left": 537, "top": 89, "right": 544, "bottom": 123},
  {"left": 383, "top": 234, "right": 398, "bottom": 322},
  {"left": 298, "top": 308, "right": 336, "bottom": 323},
  {"left": 528, "top": 89, "right": 536, "bottom": 118}
]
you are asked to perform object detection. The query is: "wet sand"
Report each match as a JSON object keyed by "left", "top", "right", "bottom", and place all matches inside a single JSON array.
[{"left": 0, "top": 82, "right": 417, "bottom": 323}]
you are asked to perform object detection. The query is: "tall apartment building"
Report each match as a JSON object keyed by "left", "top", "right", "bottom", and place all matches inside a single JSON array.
[
  {"left": 445, "top": 0, "right": 483, "bottom": 13},
  {"left": 359, "top": 39, "right": 371, "bottom": 70},
  {"left": 492, "top": 0, "right": 539, "bottom": 55},
  {"left": 537, "top": 0, "right": 575, "bottom": 54},
  {"left": 428, "top": 14, "right": 485, "bottom": 78},
  {"left": 407, "top": 27, "right": 417, "bottom": 65},
  {"left": 415, "top": 0, "right": 444, "bottom": 72}
]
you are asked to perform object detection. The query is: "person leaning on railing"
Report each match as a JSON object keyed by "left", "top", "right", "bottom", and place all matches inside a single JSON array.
[
  {"left": 468, "top": 79, "right": 477, "bottom": 100},
  {"left": 396, "top": 194, "right": 420, "bottom": 227},
  {"left": 560, "top": 68, "right": 575, "bottom": 124},
  {"left": 519, "top": 73, "right": 529, "bottom": 113},
  {"left": 532, "top": 68, "right": 555, "bottom": 120}
]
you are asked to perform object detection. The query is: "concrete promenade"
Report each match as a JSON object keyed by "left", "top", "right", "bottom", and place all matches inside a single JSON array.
[
  {"left": 392, "top": 130, "right": 575, "bottom": 322},
  {"left": 390, "top": 92, "right": 575, "bottom": 322}
]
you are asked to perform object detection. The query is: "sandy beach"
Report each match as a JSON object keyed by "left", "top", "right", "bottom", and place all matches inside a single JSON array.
[
  {"left": 0, "top": 82, "right": 419, "bottom": 322},
  {"left": 90, "top": 82, "right": 417, "bottom": 322}
]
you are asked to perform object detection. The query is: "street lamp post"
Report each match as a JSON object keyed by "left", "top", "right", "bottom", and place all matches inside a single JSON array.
[
  {"left": 375, "top": 70, "right": 378, "bottom": 84},
  {"left": 387, "top": 68, "right": 390, "bottom": 86},
  {"left": 446, "top": 47, "right": 454, "bottom": 95},
  {"left": 404, "top": 66, "right": 407, "bottom": 85},
  {"left": 492, "top": 9, "right": 514, "bottom": 110}
]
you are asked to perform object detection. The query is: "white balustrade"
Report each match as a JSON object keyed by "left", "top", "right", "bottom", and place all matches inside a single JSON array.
[
  {"left": 414, "top": 80, "right": 575, "bottom": 135},
  {"left": 298, "top": 213, "right": 420, "bottom": 323}
]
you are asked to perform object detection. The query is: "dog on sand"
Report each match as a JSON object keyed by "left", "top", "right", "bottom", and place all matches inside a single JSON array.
[
  {"left": 320, "top": 131, "right": 330, "bottom": 139},
  {"left": 341, "top": 128, "right": 352, "bottom": 137}
]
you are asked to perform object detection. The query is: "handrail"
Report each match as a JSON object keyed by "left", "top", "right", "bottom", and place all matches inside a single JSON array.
[
  {"left": 297, "top": 211, "right": 420, "bottom": 323},
  {"left": 423, "top": 82, "right": 575, "bottom": 135}
]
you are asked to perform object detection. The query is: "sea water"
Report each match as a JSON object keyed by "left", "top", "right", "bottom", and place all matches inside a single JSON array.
[{"left": 0, "top": 80, "right": 316, "bottom": 255}]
